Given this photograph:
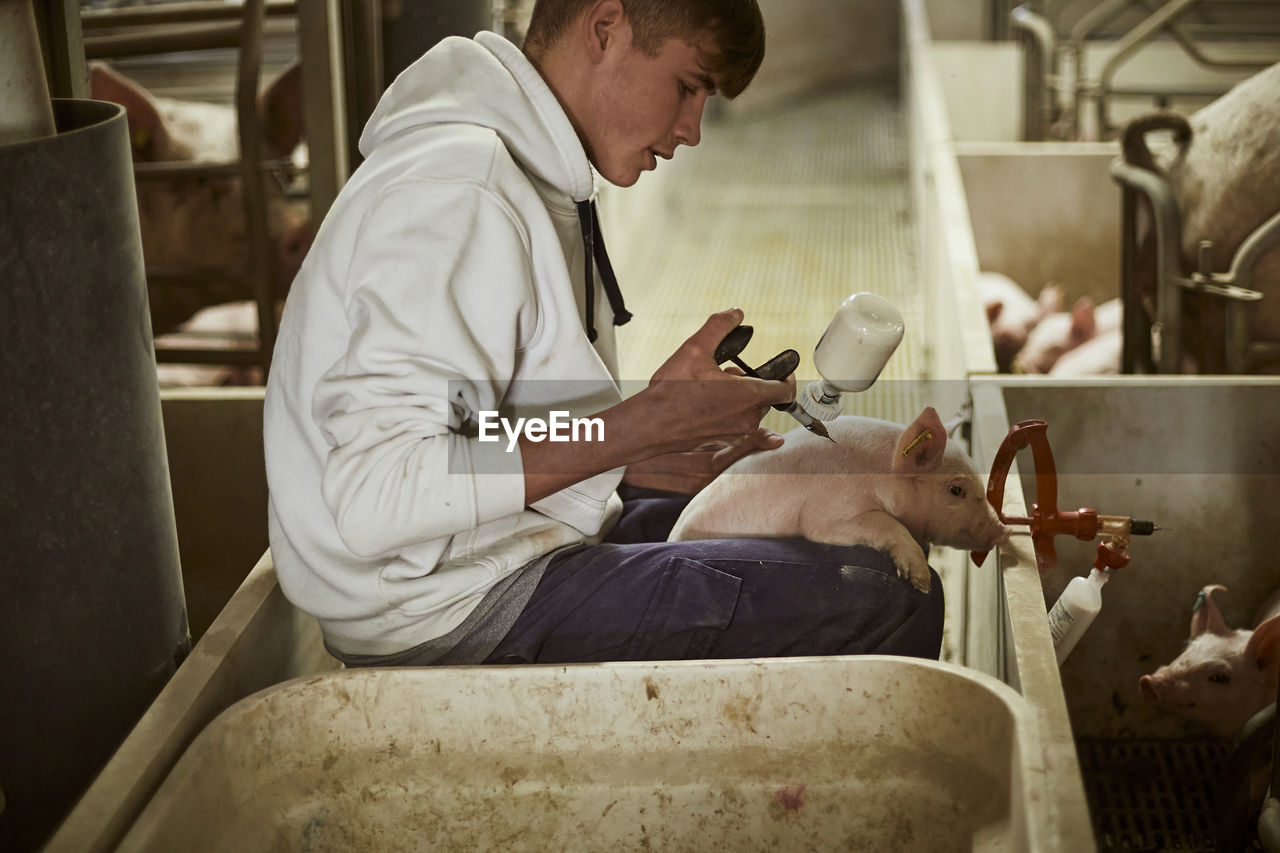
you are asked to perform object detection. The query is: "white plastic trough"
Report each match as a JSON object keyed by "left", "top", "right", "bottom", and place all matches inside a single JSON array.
[{"left": 116, "top": 658, "right": 1048, "bottom": 852}]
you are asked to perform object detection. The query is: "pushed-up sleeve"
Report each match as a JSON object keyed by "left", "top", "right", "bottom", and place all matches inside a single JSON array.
[{"left": 313, "top": 179, "right": 538, "bottom": 558}]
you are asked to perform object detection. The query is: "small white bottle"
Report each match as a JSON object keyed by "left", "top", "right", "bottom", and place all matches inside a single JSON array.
[{"left": 1047, "top": 568, "right": 1111, "bottom": 666}]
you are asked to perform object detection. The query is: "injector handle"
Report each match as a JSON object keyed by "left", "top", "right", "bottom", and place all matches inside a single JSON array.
[{"left": 970, "top": 419, "right": 1101, "bottom": 572}]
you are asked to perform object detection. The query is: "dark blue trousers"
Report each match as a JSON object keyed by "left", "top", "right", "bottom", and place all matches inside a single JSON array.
[{"left": 484, "top": 485, "right": 944, "bottom": 664}]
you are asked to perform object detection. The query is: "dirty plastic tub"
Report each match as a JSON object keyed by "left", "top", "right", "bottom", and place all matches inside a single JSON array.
[{"left": 118, "top": 658, "right": 1050, "bottom": 852}]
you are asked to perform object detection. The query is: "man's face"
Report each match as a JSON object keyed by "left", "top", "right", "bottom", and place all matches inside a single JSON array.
[{"left": 585, "top": 26, "right": 717, "bottom": 187}]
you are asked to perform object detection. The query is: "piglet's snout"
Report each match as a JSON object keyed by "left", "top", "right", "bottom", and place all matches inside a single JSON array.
[
  {"left": 988, "top": 522, "right": 1013, "bottom": 549},
  {"left": 1138, "top": 674, "right": 1161, "bottom": 704}
]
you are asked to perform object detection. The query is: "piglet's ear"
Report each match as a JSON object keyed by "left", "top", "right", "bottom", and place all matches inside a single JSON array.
[
  {"left": 258, "top": 61, "right": 304, "bottom": 159},
  {"left": 892, "top": 407, "right": 947, "bottom": 474},
  {"left": 88, "top": 61, "right": 169, "bottom": 161},
  {"left": 1191, "top": 584, "right": 1230, "bottom": 638},
  {"left": 1246, "top": 613, "right": 1280, "bottom": 682},
  {"left": 1037, "top": 284, "right": 1063, "bottom": 315},
  {"left": 1069, "top": 296, "right": 1097, "bottom": 344}
]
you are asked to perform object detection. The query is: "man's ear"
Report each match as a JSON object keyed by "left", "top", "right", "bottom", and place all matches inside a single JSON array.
[{"left": 583, "top": 0, "right": 627, "bottom": 59}]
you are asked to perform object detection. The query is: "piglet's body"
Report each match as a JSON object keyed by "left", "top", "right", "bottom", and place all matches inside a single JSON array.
[
  {"left": 668, "top": 407, "right": 1011, "bottom": 593},
  {"left": 1139, "top": 584, "right": 1280, "bottom": 738}
]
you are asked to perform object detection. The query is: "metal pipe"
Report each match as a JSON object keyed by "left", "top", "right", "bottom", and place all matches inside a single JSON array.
[
  {"left": 1094, "top": 0, "right": 1201, "bottom": 136},
  {"left": 1106, "top": 84, "right": 1235, "bottom": 98},
  {"left": 1110, "top": 156, "right": 1188, "bottom": 372},
  {"left": 81, "top": 0, "right": 295, "bottom": 28},
  {"left": 1068, "top": 0, "right": 1134, "bottom": 46},
  {"left": 1011, "top": 4, "right": 1056, "bottom": 62},
  {"left": 1133, "top": 0, "right": 1278, "bottom": 71},
  {"left": 1224, "top": 209, "right": 1280, "bottom": 291},
  {"left": 132, "top": 158, "right": 294, "bottom": 181},
  {"left": 1067, "top": 0, "right": 1135, "bottom": 139},
  {"left": 1225, "top": 301, "right": 1251, "bottom": 373},
  {"left": 1010, "top": 5, "right": 1056, "bottom": 140},
  {"left": 156, "top": 348, "right": 260, "bottom": 366},
  {"left": 84, "top": 23, "right": 245, "bottom": 58},
  {"left": 235, "top": 0, "right": 277, "bottom": 374},
  {"left": 1097, "top": 0, "right": 1199, "bottom": 99}
]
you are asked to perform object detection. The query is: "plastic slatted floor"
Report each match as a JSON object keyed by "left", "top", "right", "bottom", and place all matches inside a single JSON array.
[
  {"left": 1077, "top": 737, "right": 1265, "bottom": 851},
  {"left": 615, "top": 82, "right": 925, "bottom": 432}
]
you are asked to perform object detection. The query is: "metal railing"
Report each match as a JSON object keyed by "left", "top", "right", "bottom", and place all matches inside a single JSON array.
[
  {"left": 1011, "top": 0, "right": 1280, "bottom": 140},
  {"left": 83, "top": 0, "right": 299, "bottom": 374},
  {"left": 1111, "top": 156, "right": 1280, "bottom": 373}
]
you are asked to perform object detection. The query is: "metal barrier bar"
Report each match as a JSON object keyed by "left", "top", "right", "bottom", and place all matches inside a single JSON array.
[
  {"left": 133, "top": 159, "right": 294, "bottom": 181},
  {"left": 156, "top": 348, "right": 260, "bottom": 366},
  {"left": 81, "top": 0, "right": 296, "bottom": 29},
  {"left": 1110, "top": 157, "right": 1187, "bottom": 372},
  {"left": 234, "top": 0, "right": 276, "bottom": 374},
  {"left": 85, "top": 0, "right": 289, "bottom": 375},
  {"left": 84, "top": 23, "right": 244, "bottom": 58}
]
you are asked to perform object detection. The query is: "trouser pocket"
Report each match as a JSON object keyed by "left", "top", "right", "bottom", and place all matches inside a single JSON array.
[{"left": 625, "top": 556, "right": 741, "bottom": 660}]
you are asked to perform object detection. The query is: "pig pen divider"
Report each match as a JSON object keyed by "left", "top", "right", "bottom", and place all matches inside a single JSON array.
[
  {"left": 1011, "top": 0, "right": 1280, "bottom": 142},
  {"left": 1111, "top": 154, "right": 1280, "bottom": 374},
  {"left": 83, "top": 0, "right": 289, "bottom": 375},
  {"left": 987, "top": 375, "right": 1280, "bottom": 851},
  {"left": 909, "top": 3, "right": 1280, "bottom": 849}
]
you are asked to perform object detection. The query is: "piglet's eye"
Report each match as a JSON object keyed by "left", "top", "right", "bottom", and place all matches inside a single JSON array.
[
  {"left": 949, "top": 484, "right": 964, "bottom": 497},
  {"left": 1208, "top": 672, "right": 1231, "bottom": 685}
]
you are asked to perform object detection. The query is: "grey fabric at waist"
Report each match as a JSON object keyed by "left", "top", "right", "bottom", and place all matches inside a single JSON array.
[{"left": 324, "top": 546, "right": 572, "bottom": 668}]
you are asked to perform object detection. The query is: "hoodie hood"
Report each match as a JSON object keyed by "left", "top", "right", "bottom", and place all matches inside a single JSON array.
[{"left": 359, "top": 31, "right": 595, "bottom": 203}]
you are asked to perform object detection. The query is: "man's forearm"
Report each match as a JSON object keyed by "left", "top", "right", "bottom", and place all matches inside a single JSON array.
[{"left": 518, "top": 393, "right": 654, "bottom": 505}]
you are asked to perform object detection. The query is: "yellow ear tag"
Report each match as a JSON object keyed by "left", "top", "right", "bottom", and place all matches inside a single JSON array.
[{"left": 901, "top": 428, "right": 932, "bottom": 458}]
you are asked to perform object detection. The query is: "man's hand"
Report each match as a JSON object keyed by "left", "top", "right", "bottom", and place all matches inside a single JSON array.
[
  {"left": 635, "top": 308, "right": 796, "bottom": 455},
  {"left": 621, "top": 427, "right": 784, "bottom": 495},
  {"left": 519, "top": 309, "right": 794, "bottom": 506}
]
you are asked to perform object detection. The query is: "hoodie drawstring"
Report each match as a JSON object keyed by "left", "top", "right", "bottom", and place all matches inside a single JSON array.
[{"left": 576, "top": 200, "right": 632, "bottom": 343}]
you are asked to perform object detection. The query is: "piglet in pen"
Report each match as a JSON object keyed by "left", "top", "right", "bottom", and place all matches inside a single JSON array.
[
  {"left": 1047, "top": 326, "right": 1122, "bottom": 376},
  {"left": 978, "top": 272, "right": 1062, "bottom": 372},
  {"left": 668, "top": 407, "right": 1011, "bottom": 593},
  {"left": 89, "top": 61, "right": 312, "bottom": 334},
  {"left": 154, "top": 301, "right": 267, "bottom": 387},
  {"left": 1013, "top": 296, "right": 1122, "bottom": 375},
  {"left": 1139, "top": 584, "right": 1280, "bottom": 739},
  {"left": 1139, "top": 584, "right": 1280, "bottom": 845}
]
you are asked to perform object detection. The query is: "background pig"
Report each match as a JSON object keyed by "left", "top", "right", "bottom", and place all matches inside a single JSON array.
[
  {"left": 1047, "top": 325, "right": 1121, "bottom": 375},
  {"left": 1013, "top": 296, "right": 1121, "bottom": 374},
  {"left": 668, "top": 407, "right": 1011, "bottom": 593},
  {"left": 89, "top": 61, "right": 310, "bottom": 335},
  {"left": 1138, "top": 584, "right": 1280, "bottom": 739},
  {"left": 1122, "top": 61, "right": 1280, "bottom": 373},
  {"left": 153, "top": 301, "right": 267, "bottom": 388},
  {"left": 978, "top": 272, "right": 1062, "bottom": 372}
]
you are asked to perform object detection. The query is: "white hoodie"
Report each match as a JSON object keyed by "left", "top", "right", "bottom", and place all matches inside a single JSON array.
[{"left": 264, "top": 32, "right": 626, "bottom": 656}]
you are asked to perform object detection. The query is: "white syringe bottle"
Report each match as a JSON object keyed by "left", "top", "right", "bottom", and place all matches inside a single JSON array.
[
  {"left": 797, "top": 292, "right": 905, "bottom": 423},
  {"left": 1047, "top": 568, "right": 1111, "bottom": 666}
]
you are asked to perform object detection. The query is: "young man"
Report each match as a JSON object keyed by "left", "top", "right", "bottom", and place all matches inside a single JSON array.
[{"left": 264, "top": 0, "right": 944, "bottom": 666}]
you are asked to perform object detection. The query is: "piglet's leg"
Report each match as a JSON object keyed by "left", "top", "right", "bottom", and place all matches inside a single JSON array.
[{"left": 807, "top": 509, "right": 931, "bottom": 593}]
